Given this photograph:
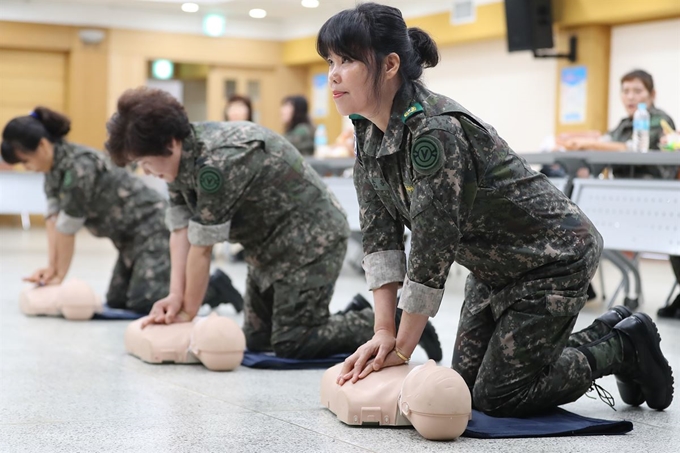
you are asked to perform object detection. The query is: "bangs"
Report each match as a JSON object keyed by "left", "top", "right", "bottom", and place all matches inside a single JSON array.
[{"left": 316, "top": 9, "right": 373, "bottom": 64}]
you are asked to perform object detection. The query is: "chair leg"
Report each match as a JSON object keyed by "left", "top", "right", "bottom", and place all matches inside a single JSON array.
[{"left": 665, "top": 281, "right": 679, "bottom": 307}]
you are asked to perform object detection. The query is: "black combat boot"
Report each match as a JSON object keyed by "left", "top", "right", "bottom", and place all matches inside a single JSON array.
[
  {"left": 395, "top": 308, "right": 443, "bottom": 363},
  {"left": 204, "top": 269, "right": 244, "bottom": 312},
  {"left": 338, "top": 294, "right": 372, "bottom": 314},
  {"left": 578, "top": 313, "right": 674, "bottom": 410},
  {"left": 657, "top": 293, "right": 680, "bottom": 319}
]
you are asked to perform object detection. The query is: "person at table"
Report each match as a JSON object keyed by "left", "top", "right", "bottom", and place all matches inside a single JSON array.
[{"left": 564, "top": 69, "right": 675, "bottom": 179}]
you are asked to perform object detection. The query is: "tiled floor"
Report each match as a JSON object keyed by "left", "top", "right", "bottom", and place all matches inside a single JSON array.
[{"left": 1, "top": 227, "right": 679, "bottom": 452}]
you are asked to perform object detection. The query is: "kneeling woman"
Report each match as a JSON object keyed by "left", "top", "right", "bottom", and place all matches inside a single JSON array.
[
  {"left": 1, "top": 108, "right": 240, "bottom": 314},
  {"left": 322, "top": 3, "right": 673, "bottom": 415}
]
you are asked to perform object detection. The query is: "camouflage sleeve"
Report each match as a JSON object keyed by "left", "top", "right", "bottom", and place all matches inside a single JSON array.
[
  {"left": 165, "top": 183, "right": 191, "bottom": 231},
  {"left": 43, "top": 173, "right": 60, "bottom": 218},
  {"left": 188, "top": 147, "right": 264, "bottom": 246},
  {"left": 399, "top": 119, "right": 468, "bottom": 317},
  {"left": 353, "top": 155, "right": 406, "bottom": 290},
  {"left": 55, "top": 157, "right": 97, "bottom": 235}
]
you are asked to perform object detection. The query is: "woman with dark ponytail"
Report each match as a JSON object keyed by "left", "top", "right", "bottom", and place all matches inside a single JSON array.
[
  {"left": 320, "top": 3, "right": 673, "bottom": 416},
  {"left": 1, "top": 107, "right": 241, "bottom": 315}
]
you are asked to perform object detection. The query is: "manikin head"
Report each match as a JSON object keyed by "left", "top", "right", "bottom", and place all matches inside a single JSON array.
[{"left": 399, "top": 360, "right": 472, "bottom": 440}]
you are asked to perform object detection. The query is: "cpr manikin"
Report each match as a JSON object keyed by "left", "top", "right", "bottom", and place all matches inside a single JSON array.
[
  {"left": 125, "top": 313, "right": 245, "bottom": 371},
  {"left": 19, "top": 278, "right": 103, "bottom": 320},
  {"left": 321, "top": 360, "right": 471, "bottom": 441}
]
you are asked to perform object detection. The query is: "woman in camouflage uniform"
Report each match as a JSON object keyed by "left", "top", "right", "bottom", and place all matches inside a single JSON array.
[
  {"left": 1, "top": 107, "right": 241, "bottom": 314},
  {"left": 320, "top": 3, "right": 673, "bottom": 416}
]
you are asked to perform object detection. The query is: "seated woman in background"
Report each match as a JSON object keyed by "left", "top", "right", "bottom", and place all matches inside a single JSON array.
[
  {"left": 1, "top": 107, "right": 242, "bottom": 314},
  {"left": 224, "top": 95, "right": 253, "bottom": 122},
  {"left": 565, "top": 69, "right": 676, "bottom": 179},
  {"left": 281, "top": 95, "right": 315, "bottom": 156}
]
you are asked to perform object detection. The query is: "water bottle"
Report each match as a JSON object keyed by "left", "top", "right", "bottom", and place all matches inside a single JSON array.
[
  {"left": 314, "top": 124, "right": 328, "bottom": 148},
  {"left": 632, "top": 103, "right": 650, "bottom": 153}
]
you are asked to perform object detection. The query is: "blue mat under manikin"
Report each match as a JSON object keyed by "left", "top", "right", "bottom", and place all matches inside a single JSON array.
[
  {"left": 91, "top": 304, "right": 145, "bottom": 320},
  {"left": 241, "top": 351, "right": 349, "bottom": 369},
  {"left": 463, "top": 408, "right": 633, "bottom": 438}
]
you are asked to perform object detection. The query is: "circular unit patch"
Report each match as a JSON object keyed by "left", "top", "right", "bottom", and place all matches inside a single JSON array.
[
  {"left": 411, "top": 136, "right": 444, "bottom": 175},
  {"left": 198, "top": 166, "right": 223, "bottom": 194}
]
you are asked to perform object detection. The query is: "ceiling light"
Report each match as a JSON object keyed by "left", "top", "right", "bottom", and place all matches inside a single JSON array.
[
  {"left": 301, "top": 0, "right": 319, "bottom": 8},
  {"left": 152, "top": 59, "right": 174, "bottom": 80},
  {"left": 181, "top": 3, "right": 199, "bottom": 13},
  {"left": 249, "top": 8, "right": 267, "bottom": 19},
  {"left": 203, "top": 14, "right": 226, "bottom": 37}
]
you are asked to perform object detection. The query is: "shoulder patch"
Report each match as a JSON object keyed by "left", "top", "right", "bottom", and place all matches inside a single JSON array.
[
  {"left": 63, "top": 170, "right": 73, "bottom": 189},
  {"left": 401, "top": 103, "right": 424, "bottom": 123},
  {"left": 198, "top": 166, "right": 223, "bottom": 194},
  {"left": 411, "top": 135, "right": 444, "bottom": 175},
  {"left": 349, "top": 114, "right": 365, "bottom": 121}
]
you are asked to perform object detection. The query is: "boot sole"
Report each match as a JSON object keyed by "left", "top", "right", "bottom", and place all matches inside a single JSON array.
[{"left": 626, "top": 313, "right": 674, "bottom": 410}]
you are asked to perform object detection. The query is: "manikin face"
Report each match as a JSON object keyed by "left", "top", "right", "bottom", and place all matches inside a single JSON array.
[
  {"left": 326, "top": 52, "right": 374, "bottom": 117},
  {"left": 136, "top": 139, "right": 182, "bottom": 183},
  {"left": 16, "top": 138, "right": 54, "bottom": 173},
  {"left": 620, "top": 78, "right": 654, "bottom": 117},
  {"left": 225, "top": 101, "right": 250, "bottom": 122}
]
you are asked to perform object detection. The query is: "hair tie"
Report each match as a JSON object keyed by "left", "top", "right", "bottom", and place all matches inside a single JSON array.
[{"left": 29, "top": 111, "right": 39, "bottom": 120}]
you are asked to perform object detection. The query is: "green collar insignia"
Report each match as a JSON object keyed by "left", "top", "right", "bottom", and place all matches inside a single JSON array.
[
  {"left": 63, "top": 169, "right": 73, "bottom": 189},
  {"left": 349, "top": 114, "right": 365, "bottom": 121},
  {"left": 401, "top": 102, "right": 424, "bottom": 123}
]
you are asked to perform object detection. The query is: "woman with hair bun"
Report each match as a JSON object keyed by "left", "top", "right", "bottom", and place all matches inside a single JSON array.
[
  {"left": 1, "top": 107, "right": 241, "bottom": 314},
  {"left": 321, "top": 3, "right": 673, "bottom": 416}
]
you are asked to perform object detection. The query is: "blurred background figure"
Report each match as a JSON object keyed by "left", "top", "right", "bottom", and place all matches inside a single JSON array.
[
  {"left": 224, "top": 94, "right": 253, "bottom": 122},
  {"left": 281, "top": 95, "right": 315, "bottom": 156}
]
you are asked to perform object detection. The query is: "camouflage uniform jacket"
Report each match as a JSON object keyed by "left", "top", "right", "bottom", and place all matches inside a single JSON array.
[
  {"left": 607, "top": 106, "right": 676, "bottom": 179},
  {"left": 44, "top": 141, "right": 168, "bottom": 251},
  {"left": 165, "top": 122, "right": 349, "bottom": 289},
  {"left": 352, "top": 82, "right": 602, "bottom": 318}
]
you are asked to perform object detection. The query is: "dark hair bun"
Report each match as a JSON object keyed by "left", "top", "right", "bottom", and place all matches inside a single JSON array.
[
  {"left": 408, "top": 27, "right": 439, "bottom": 69},
  {"left": 33, "top": 106, "right": 71, "bottom": 139}
]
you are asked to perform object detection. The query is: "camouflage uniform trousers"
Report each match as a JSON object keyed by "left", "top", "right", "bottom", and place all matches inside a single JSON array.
[
  {"left": 243, "top": 236, "right": 374, "bottom": 359},
  {"left": 106, "top": 229, "right": 171, "bottom": 314},
  {"left": 452, "top": 248, "right": 602, "bottom": 417}
]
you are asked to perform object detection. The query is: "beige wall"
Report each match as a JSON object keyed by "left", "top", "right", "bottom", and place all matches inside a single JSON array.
[
  {"left": 0, "top": 21, "right": 109, "bottom": 149},
  {"left": 106, "top": 28, "right": 306, "bottom": 133}
]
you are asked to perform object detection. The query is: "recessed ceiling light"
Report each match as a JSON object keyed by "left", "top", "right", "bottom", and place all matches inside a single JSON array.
[
  {"left": 203, "top": 14, "right": 226, "bottom": 37},
  {"left": 181, "top": 3, "right": 199, "bottom": 13},
  {"left": 249, "top": 8, "right": 267, "bottom": 19},
  {"left": 301, "top": 0, "right": 319, "bottom": 8}
]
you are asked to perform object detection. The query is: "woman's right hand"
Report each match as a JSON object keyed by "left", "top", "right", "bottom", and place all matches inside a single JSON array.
[
  {"left": 141, "top": 293, "right": 186, "bottom": 328},
  {"left": 23, "top": 267, "right": 57, "bottom": 286},
  {"left": 337, "top": 329, "right": 396, "bottom": 385}
]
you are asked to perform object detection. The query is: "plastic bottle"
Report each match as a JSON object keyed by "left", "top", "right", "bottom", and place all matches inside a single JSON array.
[{"left": 632, "top": 103, "right": 650, "bottom": 153}]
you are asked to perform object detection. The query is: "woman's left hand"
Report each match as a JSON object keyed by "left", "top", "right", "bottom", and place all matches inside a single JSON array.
[
  {"left": 354, "top": 349, "right": 408, "bottom": 381},
  {"left": 337, "top": 329, "right": 411, "bottom": 385}
]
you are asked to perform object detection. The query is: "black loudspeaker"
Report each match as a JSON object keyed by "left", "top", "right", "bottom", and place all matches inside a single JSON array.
[{"left": 504, "top": 0, "right": 554, "bottom": 52}]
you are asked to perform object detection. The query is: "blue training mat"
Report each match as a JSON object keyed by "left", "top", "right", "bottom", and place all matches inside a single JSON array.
[
  {"left": 241, "top": 351, "right": 349, "bottom": 369},
  {"left": 463, "top": 408, "right": 633, "bottom": 438},
  {"left": 91, "top": 304, "right": 145, "bottom": 320}
]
